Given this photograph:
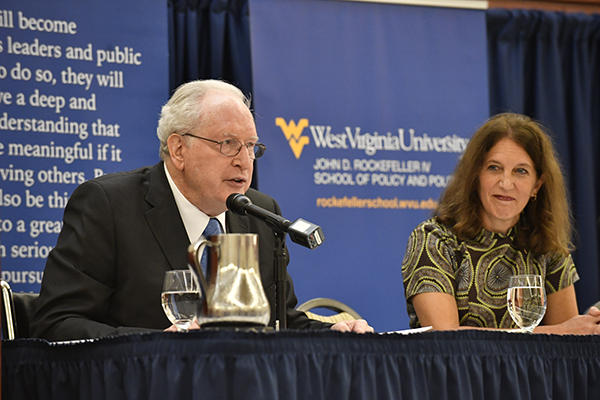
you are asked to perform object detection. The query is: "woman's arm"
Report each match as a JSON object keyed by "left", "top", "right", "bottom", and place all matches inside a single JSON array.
[
  {"left": 541, "top": 284, "right": 578, "bottom": 325},
  {"left": 535, "top": 285, "right": 600, "bottom": 334},
  {"left": 411, "top": 292, "right": 462, "bottom": 330},
  {"left": 412, "top": 285, "right": 600, "bottom": 334}
]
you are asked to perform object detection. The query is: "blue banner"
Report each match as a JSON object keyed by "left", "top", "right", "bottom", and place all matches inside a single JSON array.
[
  {"left": 250, "top": 0, "right": 489, "bottom": 331},
  {"left": 1, "top": 1, "right": 168, "bottom": 292}
]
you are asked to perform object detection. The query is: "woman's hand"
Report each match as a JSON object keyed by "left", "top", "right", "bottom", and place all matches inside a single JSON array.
[{"left": 540, "top": 306, "right": 600, "bottom": 335}]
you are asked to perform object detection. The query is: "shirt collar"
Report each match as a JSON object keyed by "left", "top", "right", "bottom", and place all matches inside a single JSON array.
[
  {"left": 164, "top": 163, "right": 226, "bottom": 243},
  {"left": 477, "top": 223, "right": 518, "bottom": 243}
]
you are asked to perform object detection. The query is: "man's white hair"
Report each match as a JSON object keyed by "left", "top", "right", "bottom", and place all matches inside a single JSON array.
[{"left": 156, "top": 80, "right": 251, "bottom": 160}]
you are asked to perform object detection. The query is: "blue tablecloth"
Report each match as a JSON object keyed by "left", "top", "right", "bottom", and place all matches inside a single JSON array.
[{"left": 3, "top": 330, "right": 600, "bottom": 400}]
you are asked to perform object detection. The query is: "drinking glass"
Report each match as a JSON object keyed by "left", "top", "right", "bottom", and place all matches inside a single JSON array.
[
  {"left": 507, "top": 274, "right": 547, "bottom": 333},
  {"left": 161, "top": 270, "right": 200, "bottom": 332}
]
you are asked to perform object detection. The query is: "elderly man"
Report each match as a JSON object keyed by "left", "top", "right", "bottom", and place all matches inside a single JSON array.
[{"left": 31, "top": 80, "right": 372, "bottom": 340}]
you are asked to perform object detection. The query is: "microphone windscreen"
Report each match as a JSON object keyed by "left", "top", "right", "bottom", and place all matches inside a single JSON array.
[{"left": 226, "top": 193, "right": 252, "bottom": 215}]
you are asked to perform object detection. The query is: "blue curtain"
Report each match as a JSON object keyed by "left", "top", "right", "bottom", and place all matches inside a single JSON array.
[
  {"left": 167, "top": 0, "right": 256, "bottom": 185},
  {"left": 168, "top": 0, "right": 252, "bottom": 95},
  {"left": 487, "top": 9, "right": 600, "bottom": 312}
]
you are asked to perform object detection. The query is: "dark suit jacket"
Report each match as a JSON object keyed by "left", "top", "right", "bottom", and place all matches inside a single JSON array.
[{"left": 31, "top": 162, "right": 328, "bottom": 341}]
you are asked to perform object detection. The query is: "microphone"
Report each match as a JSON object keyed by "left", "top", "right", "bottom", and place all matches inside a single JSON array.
[{"left": 227, "top": 193, "right": 324, "bottom": 249}]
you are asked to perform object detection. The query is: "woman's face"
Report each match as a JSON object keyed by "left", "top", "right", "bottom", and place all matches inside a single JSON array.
[{"left": 478, "top": 138, "right": 543, "bottom": 234}]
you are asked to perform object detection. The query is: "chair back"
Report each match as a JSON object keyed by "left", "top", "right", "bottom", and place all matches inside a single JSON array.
[
  {"left": 1, "top": 280, "right": 39, "bottom": 339},
  {"left": 297, "top": 297, "right": 362, "bottom": 324},
  {"left": 1, "top": 279, "right": 18, "bottom": 339},
  {"left": 13, "top": 292, "right": 39, "bottom": 338}
]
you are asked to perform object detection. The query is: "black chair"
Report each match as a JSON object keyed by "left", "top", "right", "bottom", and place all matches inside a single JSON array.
[
  {"left": 1, "top": 279, "right": 38, "bottom": 339},
  {"left": 13, "top": 291, "right": 38, "bottom": 338},
  {"left": 1, "top": 279, "right": 17, "bottom": 339},
  {"left": 297, "top": 297, "right": 362, "bottom": 324}
]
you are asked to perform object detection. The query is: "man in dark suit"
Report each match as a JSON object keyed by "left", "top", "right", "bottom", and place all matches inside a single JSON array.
[{"left": 31, "top": 80, "right": 372, "bottom": 341}]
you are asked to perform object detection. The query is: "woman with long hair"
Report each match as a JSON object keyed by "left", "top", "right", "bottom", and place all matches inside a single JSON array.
[{"left": 402, "top": 113, "right": 600, "bottom": 334}]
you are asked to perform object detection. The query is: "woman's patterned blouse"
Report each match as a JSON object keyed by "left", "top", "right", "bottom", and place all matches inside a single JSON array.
[{"left": 402, "top": 218, "right": 579, "bottom": 329}]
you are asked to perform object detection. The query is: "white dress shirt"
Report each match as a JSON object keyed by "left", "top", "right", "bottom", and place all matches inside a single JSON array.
[{"left": 164, "top": 163, "right": 226, "bottom": 243}]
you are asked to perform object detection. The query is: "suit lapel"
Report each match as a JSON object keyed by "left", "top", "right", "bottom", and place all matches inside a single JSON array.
[
  {"left": 145, "top": 162, "right": 189, "bottom": 270},
  {"left": 226, "top": 212, "right": 250, "bottom": 233}
]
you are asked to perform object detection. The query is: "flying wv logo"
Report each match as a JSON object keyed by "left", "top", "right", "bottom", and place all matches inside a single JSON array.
[{"left": 275, "top": 118, "right": 310, "bottom": 159}]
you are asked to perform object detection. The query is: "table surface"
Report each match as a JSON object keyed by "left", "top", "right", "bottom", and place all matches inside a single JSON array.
[{"left": 3, "top": 329, "right": 600, "bottom": 400}]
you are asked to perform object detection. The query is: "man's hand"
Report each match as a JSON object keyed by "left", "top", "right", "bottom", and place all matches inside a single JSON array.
[
  {"left": 164, "top": 319, "right": 201, "bottom": 332},
  {"left": 330, "top": 319, "right": 374, "bottom": 333}
]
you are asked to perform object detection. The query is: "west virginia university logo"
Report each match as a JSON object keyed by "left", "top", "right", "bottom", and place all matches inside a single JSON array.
[{"left": 275, "top": 118, "right": 310, "bottom": 159}]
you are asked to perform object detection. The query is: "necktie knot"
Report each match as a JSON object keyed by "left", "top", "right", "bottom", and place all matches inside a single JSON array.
[{"left": 203, "top": 218, "right": 222, "bottom": 239}]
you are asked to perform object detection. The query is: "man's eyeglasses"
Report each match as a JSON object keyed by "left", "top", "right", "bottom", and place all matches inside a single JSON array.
[{"left": 181, "top": 133, "right": 266, "bottom": 159}]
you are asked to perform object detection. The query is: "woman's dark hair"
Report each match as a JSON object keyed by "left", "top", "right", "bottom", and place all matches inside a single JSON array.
[{"left": 435, "top": 113, "right": 572, "bottom": 255}]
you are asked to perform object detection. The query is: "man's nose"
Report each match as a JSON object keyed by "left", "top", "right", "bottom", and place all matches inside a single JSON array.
[{"left": 233, "top": 146, "right": 253, "bottom": 169}]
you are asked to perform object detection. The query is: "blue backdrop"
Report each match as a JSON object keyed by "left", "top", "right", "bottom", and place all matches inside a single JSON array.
[
  {"left": 1, "top": 0, "right": 168, "bottom": 292},
  {"left": 4, "top": 0, "right": 598, "bottom": 332},
  {"left": 249, "top": 0, "right": 489, "bottom": 331}
]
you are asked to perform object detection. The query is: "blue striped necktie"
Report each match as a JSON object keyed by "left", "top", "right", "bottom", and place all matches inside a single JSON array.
[{"left": 201, "top": 218, "right": 222, "bottom": 275}]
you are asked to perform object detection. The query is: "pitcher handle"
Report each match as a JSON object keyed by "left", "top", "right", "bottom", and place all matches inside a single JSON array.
[{"left": 187, "top": 239, "right": 210, "bottom": 302}]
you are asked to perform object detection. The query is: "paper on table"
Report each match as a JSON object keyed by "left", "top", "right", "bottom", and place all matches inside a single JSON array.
[
  {"left": 50, "top": 338, "right": 98, "bottom": 346},
  {"left": 383, "top": 326, "right": 433, "bottom": 335}
]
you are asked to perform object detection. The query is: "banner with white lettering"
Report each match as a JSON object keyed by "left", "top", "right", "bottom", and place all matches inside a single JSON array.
[
  {"left": 250, "top": 0, "right": 489, "bottom": 331},
  {"left": 1, "top": 1, "right": 168, "bottom": 291}
]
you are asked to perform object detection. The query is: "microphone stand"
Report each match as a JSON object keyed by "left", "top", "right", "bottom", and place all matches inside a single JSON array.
[
  {"left": 247, "top": 209, "right": 289, "bottom": 330},
  {"left": 272, "top": 228, "right": 287, "bottom": 330},
  {"left": 226, "top": 193, "right": 323, "bottom": 331}
]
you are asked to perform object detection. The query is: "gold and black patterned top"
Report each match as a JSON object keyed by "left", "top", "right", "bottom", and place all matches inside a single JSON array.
[{"left": 401, "top": 218, "right": 579, "bottom": 329}]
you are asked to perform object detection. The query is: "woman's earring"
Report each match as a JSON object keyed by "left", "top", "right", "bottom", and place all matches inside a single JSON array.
[{"left": 530, "top": 193, "right": 537, "bottom": 201}]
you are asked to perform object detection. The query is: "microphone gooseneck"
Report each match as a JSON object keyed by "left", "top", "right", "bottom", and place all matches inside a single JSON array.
[{"left": 226, "top": 193, "right": 324, "bottom": 249}]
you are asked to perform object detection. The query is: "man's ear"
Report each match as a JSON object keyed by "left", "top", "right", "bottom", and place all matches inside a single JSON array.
[{"left": 167, "top": 134, "right": 185, "bottom": 170}]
